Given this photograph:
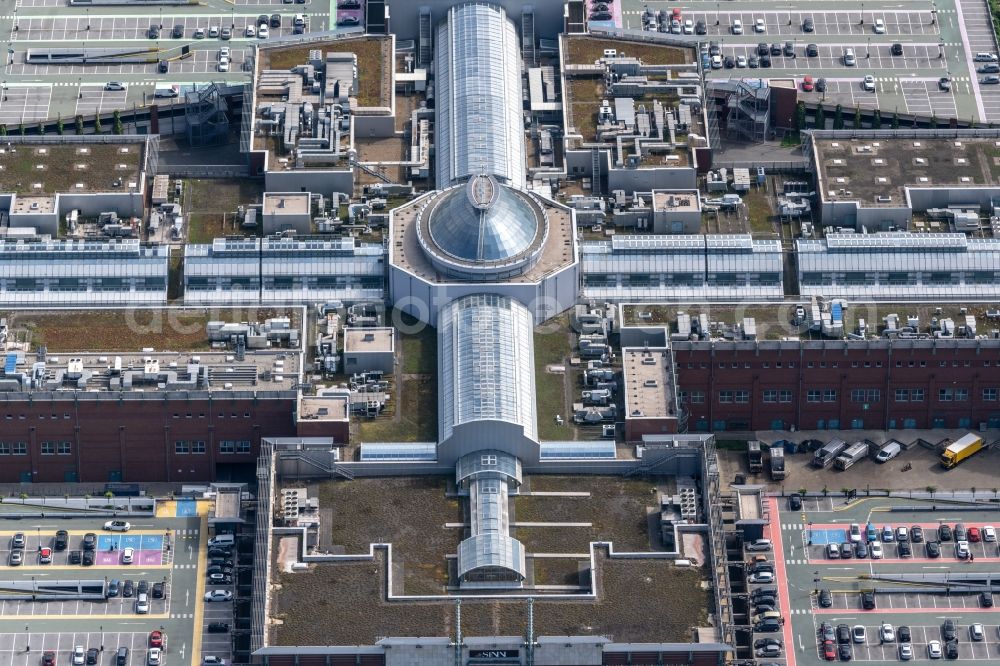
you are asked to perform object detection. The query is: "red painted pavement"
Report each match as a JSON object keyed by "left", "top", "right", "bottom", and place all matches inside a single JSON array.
[
  {"left": 814, "top": 606, "right": 1000, "bottom": 614},
  {"left": 768, "top": 497, "right": 797, "bottom": 666}
]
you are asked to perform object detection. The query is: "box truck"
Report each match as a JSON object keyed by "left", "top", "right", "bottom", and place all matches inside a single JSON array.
[
  {"left": 940, "top": 433, "right": 986, "bottom": 469},
  {"left": 834, "top": 440, "right": 870, "bottom": 470}
]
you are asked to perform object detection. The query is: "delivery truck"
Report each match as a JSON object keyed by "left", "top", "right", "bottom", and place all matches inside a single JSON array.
[
  {"left": 812, "top": 438, "right": 847, "bottom": 468},
  {"left": 834, "top": 440, "right": 870, "bottom": 470},
  {"left": 940, "top": 433, "right": 986, "bottom": 469},
  {"left": 768, "top": 445, "right": 786, "bottom": 480},
  {"left": 748, "top": 440, "right": 763, "bottom": 473}
]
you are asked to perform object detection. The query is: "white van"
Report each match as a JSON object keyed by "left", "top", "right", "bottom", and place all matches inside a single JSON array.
[
  {"left": 208, "top": 534, "right": 235, "bottom": 547},
  {"left": 975, "top": 52, "right": 999, "bottom": 62},
  {"left": 875, "top": 441, "right": 901, "bottom": 463}
]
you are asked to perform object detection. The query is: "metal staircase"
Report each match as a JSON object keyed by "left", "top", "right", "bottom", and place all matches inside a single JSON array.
[
  {"left": 280, "top": 451, "right": 355, "bottom": 480},
  {"left": 521, "top": 8, "right": 536, "bottom": 68},
  {"left": 417, "top": 9, "right": 433, "bottom": 67},
  {"left": 590, "top": 148, "right": 602, "bottom": 195}
]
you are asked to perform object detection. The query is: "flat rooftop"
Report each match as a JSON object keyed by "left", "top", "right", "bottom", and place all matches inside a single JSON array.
[
  {"left": 270, "top": 475, "right": 711, "bottom": 645},
  {"left": 622, "top": 302, "right": 1000, "bottom": 341},
  {"left": 11, "top": 196, "right": 55, "bottom": 214},
  {"left": 562, "top": 36, "right": 693, "bottom": 67},
  {"left": 263, "top": 193, "right": 310, "bottom": 216},
  {"left": 622, "top": 348, "right": 674, "bottom": 419},
  {"left": 653, "top": 190, "right": 700, "bottom": 213},
  {"left": 0, "top": 141, "right": 145, "bottom": 195},
  {"left": 813, "top": 136, "right": 1000, "bottom": 207},
  {"left": 299, "top": 393, "right": 350, "bottom": 422},
  {"left": 344, "top": 327, "right": 393, "bottom": 354},
  {"left": 391, "top": 191, "right": 576, "bottom": 284},
  {"left": 0, "top": 308, "right": 302, "bottom": 352}
]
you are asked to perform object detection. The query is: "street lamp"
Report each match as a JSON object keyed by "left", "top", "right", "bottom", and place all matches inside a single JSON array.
[
  {"left": 859, "top": 2, "right": 865, "bottom": 25},
  {"left": 716, "top": 2, "right": 720, "bottom": 26},
  {"left": 25, "top": 624, "right": 29, "bottom": 653},
  {"left": 867, "top": 37, "right": 871, "bottom": 59},
  {"left": 86, "top": 8, "right": 90, "bottom": 31}
]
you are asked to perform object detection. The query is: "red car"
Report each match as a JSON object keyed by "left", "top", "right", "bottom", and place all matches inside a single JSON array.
[
  {"left": 822, "top": 639, "right": 836, "bottom": 661},
  {"left": 802, "top": 76, "right": 814, "bottom": 92},
  {"left": 39, "top": 547, "right": 51, "bottom": 564},
  {"left": 149, "top": 631, "right": 163, "bottom": 648},
  {"left": 969, "top": 526, "right": 981, "bottom": 542},
  {"left": 42, "top": 652, "right": 56, "bottom": 666}
]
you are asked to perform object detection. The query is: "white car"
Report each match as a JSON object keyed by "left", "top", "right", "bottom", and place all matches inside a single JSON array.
[
  {"left": 754, "top": 17, "right": 766, "bottom": 32},
  {"left": 104, "top": 520, "right": 131, "bottom": 532},
  {"left": 899, "top": 643, "right": 913, "bottom": 661},
  {"left": 194, "top": 27, "right": 206, "bottom": 39},
  {"left": 844, "top": 48, "right": 857, "bottom": 66},
  {"left": 121, "top": 547, "right": 135, "bottom": 564},
  {"left": 736, "top": 55, "right": 747, "bottom": 68},
  {"left": 746, "top": 538, "right": 773, "bottom": 552},
  {"left": 984, "top": 525, "right": 996, "bottom": 542},
  {"left": 711, "top": 54, "right": 723, "bottom": 69},
  {"left": 862, "top": 75, "right": 876, "bottom": 92},
  {"left": 219, "top": 47, "right": 231, "bottom": 60},
  {"left": 209, "top": 25, "right": 220, "bottom": 38},
  {"left": 928, "top": 640, "right": 942, "bottom": 659},
  {"left": 73, "top": 646, "right": 86, "bottom": 666},
  {"left": 896, "top": 526, "right": 909, "bottom": 542},
  {"left": 258, "top": 24, "right": 269, "bottom": 38},
  {"left": 245, "top": 25, "right": 256, "bottom": 37},
  {"left": 971, "top": 623, "right": 985, "bottom": 641},
  {"left": 136, "top": 593, "right": 149, "bottom": 614},
  {"left": 874, "top": 18, "right": 886, "bottom": 33},
  {"left": 871, "top": 542, "right": 884, "bottom": 558},
  {"left": 957, "top": 540, "right": 970, "bottom": 559},
  {"left": 218, "top": 59, "right": 230, "bottom": 72},
  {"left": 853, "top": 625, "right": 867, "bottom": 643},
  {"left": 880, "top": 623, "right": 896, "bottom": 643},
  {"left": 748, "top": 571, "right": 774, "bottom": 584},
  {"left": 148, "top": 648, "right": 162, "bottom": 666},
  {"left": 850, "top": 523, "right": 862, "bottom": 543},
  {"left": 732, "top": 19, "right": 743, "bottom": 34},
  {"left": 104, "top": 82, "right": 125, "bottom": 92},
  {"left": 683, "top": 19, "right": 694, "bottom": 34},
  {"left": 204, "top": 589, "right": 233, "bottom": 602}
]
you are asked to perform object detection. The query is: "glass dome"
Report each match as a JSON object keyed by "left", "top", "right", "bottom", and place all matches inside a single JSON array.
[{"left": 428, "top": 174, "right": 539, "bottom": 263}]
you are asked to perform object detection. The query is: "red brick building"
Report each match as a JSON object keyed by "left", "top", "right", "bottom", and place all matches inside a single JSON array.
[{"left": 672, "top": 338, "right": 1000, "bottom": 433}]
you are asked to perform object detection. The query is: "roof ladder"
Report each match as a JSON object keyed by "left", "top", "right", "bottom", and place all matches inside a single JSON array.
[
  {"left": 417, "top": 9, "right": 433, "bottom": 67},
  {"left": 590, "top": 148, "right": 602, "bottom": 195},
  {"left": 521, "top": 8, "right": 536, "bottom": 68}
]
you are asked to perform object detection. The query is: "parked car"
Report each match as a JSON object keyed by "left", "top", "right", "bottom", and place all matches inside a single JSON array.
[
  {"left": 898, "top": 541, "right": 912, "bottom": 557},
  {"left": 803, "top": 17, "right": 814, "bottom": 31},
  {"left": 956, "top": 540, "right": 970, "bottom": 559},
  {"left": 148, "top": 25, "right": 160, "bottom": 39},
  {"left": 54, "top": 530, "right": 68, "bottom": 551},
  {"left": 941, "top": 619, "right": 957, "bottom": 642},
  {"left": 42, "top": 652, "right": 55, "bottom": 666},
  {"left": 981, "top": 592, "right": 993, "bottom": 607},
  {"left": 802, "top": 76, "right": 815, "bottom": 92},
  {"left": 969, "top": 526, "right": 981, "bottom": 542},
  {"left": 270, "top": 14, "right": 281, "bottom": 27},
  {"left": 835, "top": 624, "right": 850, "bottom": 643},
  {"left": 747, "top": 539, "right": 772, "bottom": 552},
  {"left": 815, "top": 77, "right": 827, "bottom": 93},
  {"left": 208, "top": 573, "right": 233, "bottom": 585},
  {"left": 911, "top": 526, "right": 924, "bottom": 542},
  {"left": 123, "top": 580, "right": 135, "bottom": 597},
  {"left": 892, "top": 42, "right": 904, "bottom": 56},
  {"left": 939, "top": 76, "right": 952, "bottom": 91},
  {"left": 208, "top": 622, "right": 230, "bottom": 633},
  {"left": 870, "top": 542, "right": 883, "bottom": 559},
  {"left": 137, "top": 580, "right": 149, "bottom": 595},
  {"left": 73, "top": 646, "right": 87, "bottom": 666},
  {"left": 854, "top": 541, "right": 868, "bottom": 558},
  {"left": 939, "top": 524, "right": 953, "bottom": 541},
  {"left": 827, "top": 543, "right": 840, "bottom": 559},
  {"left": 122, "top": 547, "right": 135, "bottom": 565},
  {"left": 104, "top": 82, "right": 125, "bottom": 92},
  {"left": 844, "top": 48, "right": 857, "bottom": 66},
  {"left": 86, "top": 648, "right": 99, "bottom": 665},
  {"left": 821, "top": 640, "right": 836, "bottom": 661},
  {"left": 806, "top": 43, "right": 818, "bottom": 57},
  {"left": 39, "top": 547, "right": 52, "bottom": 564},
  {"left": 852, "top": 625, "right": 867, "bottom": 643},
  {"left": 12, "top": 533, "right": 26, "bottom": 549},
  {"left": 171, "top": 24, "right": 184, "bottom": 38},
  {"left": 8, "top": 550, "right": 22, "bottom": 566},
  {"left": 873, "top": 17, "right": 886, "bottom": 33},
  {"left": 899, "top": 643, "right": 913, "bottom": 661},
  {"left": 136, "top": 593, "right": 149, "bottom": 614},
  {"left": 899, "top": 626, "right": 912, "bottom": 643},
  {"left": 193, "top": 27, "right": 205, "bottom": 38},
  {"left": 731, "top": 19, "right": 743, "bottom": 34},
  {"left": 754, "top": 17, "right": 766, "bottom": 32},
  {"left": 896, "top": 526, "right": 909, "bottom": 542},
  {"left": 983, "top": 525, "right": 996, "bottom": 542},
  {"left": 152, "top": 582, "right": 165, "bottom": 599},
  {"left": 981, "top": 75, "right": 1000, "bottom": 84},
  {"left": 971, "top": 623, "right": 985, "bottom": 641},
  {"left": 861, "top": 591, "right": 876, "bottom": 610},
  {"left": 945, "top": 640, "right": 958, "bottom": 659},
  {"left": 147, "top": 648, "right": 161, "bottom": 666},
  {"left": 82, "top": 550, "right": 95, "bottom": 566},
  {"left": 819, "top": 589, "right": 833, "bottom": 607},
  {"left": 69, "top": 550, "right": 82, "bottom": 565},
  {"left": 789, "top": 494, "right": 802, "bottom": 510},
  {"left": 927, "top": 640, "right": 942, "bottom": 659},
  {"left": 955, "top": 523, "right": 968, "bottom": 541},
  {"left": 880, "top": 623, "right": 896, "bottom": 643},
  {"left": 926, "top": 541, "right": 941, "bottom": 558},
  {"left": 220, "top": 27, "right": 232, "bottom": 40},
  {"left": 107, "top": 579, "right": 120, "bottom": 597},
  {"left": 204, "top": 590, "right": 233, "bottom": 602},
  {"left": 695, "top": 20, "right": 707, "bottom": 34},
  {"left": 82, "top": 533, "right": 97, "bottom": 550},
  {"left": 881, "top": 525, "right": 895, "bottom": 541}
]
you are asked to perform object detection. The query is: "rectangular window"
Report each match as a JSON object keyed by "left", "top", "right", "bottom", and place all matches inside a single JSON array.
[
  {"left": 851, "top": 389, "right": 880, "bottom": 403},
  {"left": 719, "top": 391, "right": 733, "bottom": 404},
  {"left": 690, "top": 391, "right": 705, "bottom": 404},
  {"left": 911, "top": 388, "right": 924, "bottom": 402},
  {"left": 983, "top": 388, "right": 999, "bottom": 402},
  {"left": 0, "top": 442, "right": 8, "bottom": 455},
  {"left": 175, "top": 441, "right": 189, "bottom": 454},
  {"left": 57, "top": 442, "right": 71, "bottom": 455},
  {"left": 938, "top": 388, "right": 953, "bottom": 402},
  {"left": 12, "top": 442, "right": 26, "bottom": 455},
  {"left": 40, "top": 442, "right": 55, "bottom": 455},
  {"left": 779, "top": 390, "right": 793, "bottom": 403},
  {"left": 679, "top": 390, "right": 689, "bottom": 404},
  {"left": 220, "top": 440, "right": 236, "bottom": 454},
  {"left": 734, "top": 390, "right": 749, "bottom": 404},
  {"left": 955, "top": 388, "right": 969, "bottom": 402},
  {"left": 807, "top": 390, "right": 821, "bottom": 403},
  {"left": 824, "top": 390, "right": 838, "bottom": 403},
  {"left": 763, "top": 390, "right": 778, "bottom": 403},
  {"left": 192, "top": 441, "right": 206, "bottom": 454},
  {"left": 895, "top": 388, "right": 909, "bottom": 402},
  {"left": 237, "top": 440, "right": 251, "bottom": 454}
]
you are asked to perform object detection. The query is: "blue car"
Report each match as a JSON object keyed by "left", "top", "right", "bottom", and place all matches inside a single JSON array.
[{"left": 866, "top": 523, "right": 877, "bottom": 542}]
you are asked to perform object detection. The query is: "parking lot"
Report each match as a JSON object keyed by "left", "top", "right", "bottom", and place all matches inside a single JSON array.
[
  {"left": 764, "top": 495, "right": 1000, "bottom": 664},
  {"left": 13, "top": 15, "right": 308, "bottom": 43},
  {"left": 0, "top": 500, "right": 233, "bottom": 666}
]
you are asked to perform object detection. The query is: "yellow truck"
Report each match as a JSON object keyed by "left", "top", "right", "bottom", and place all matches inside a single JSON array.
[{"left": 940, "top": 433, "right": 986, "bottom": 469}]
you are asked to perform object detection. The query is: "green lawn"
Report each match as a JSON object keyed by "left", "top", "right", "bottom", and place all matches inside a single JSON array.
[{"left": 534, "top": 314, "right": 574, "bottom": 441}]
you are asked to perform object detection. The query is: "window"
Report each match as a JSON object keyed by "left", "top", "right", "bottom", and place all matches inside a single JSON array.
[
  {"left": 237, "top": 440, "right": 251, "bottom": 454},
  {"left": 734, "top": 390, "right": 749, "bottom": 404},
  {"left": 984, "top": 388, "right": 999, "bottom": 401},
  {"left": 779, "top": 390, "right": 793, "bottom": 403},
  {"left": 41, "top": 442, "right": 55, "bottom": 455},
  {"left": 824, "top": 389, "right": 838, "bottom": 403},
  {"left": 0, "top": 442, "right": 8, "bottom": 455},
  {"left": 719, "top": 391, "right": 733, "bottom": 403},
  {"left": 850, "top": 389, "right": 880, "bottom": 403},
  {"left": 807, "top": 390, "right": 821, "bottom": 403},
  {"left": 12, "top": 442, "right": 26, "bottom": 455},
  {"left": 679, "top": 390, "right": 689, "bottom": 404},
  {"left": 482, "top": 454, "right": 498, "bottom": 466},
  {"left": 57, "top": 442, "right": 71, "bottom": 455},
  {"left": 175, "top": 441, "right": 189, "bottom": 454},
  {"left": 895, "top": 388, "right": 909, "bottom": 402},
  {"left": 220, "top": 440, "right": 235, "bottom": 454},
  {"left": 689, "top": 391, "right": 705, "bottom": 404},
  {"left": 938, "top": 388, "right": 953, "bottom": 402},
  {"left": 763, "top": 390, "right": 778, "bottom": 403},
  {"left": 911, "top": 388, "right": 924, "bottom": 402},
  {"left": 192, "top": 441, "right": 206, "bottom": 454},
  {"left": 955, "top": 388, "right": 969, "bottom": 402}
]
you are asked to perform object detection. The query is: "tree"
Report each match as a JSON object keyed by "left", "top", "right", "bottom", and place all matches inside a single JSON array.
[
  {"left": 75, "top": 115, "right": 84, "bottom": 135},
  {"left": 926, "top": 485, "right": 937, "bottom": 497},
  {"left": 36, "top": 121, "right": 45, "bottom": 136},
  {"left": 93, "top": 114, "right": 103, "bottom": 134},
  {"left": 56, "top": 115, "right": 64, "bottom": 136},
  {"left": 891, "top": 112, "right": 900, "bottom": 129},
  {"left": 112, "top": 110, "right": 123, "bottom": 135},
  {"left": 853, "top": 107, "right": 863, "bottom": 129},
  {"left": 833, "top": 104, "right": 844, "bottom": 130},
  {"left": 793, "top": 101, "right": 806, "bottom": 133},
  {"left": 822, "top": 485, "right": 829, "bottom": 497},
  {"left": 0, "top": 124, "right": 7, "bottom": 137},
  {"left": 17, "top": 122, "right": 24, "bottom": 136},
  {"left": 872, "top": 110, "right": 882, "bottom": 129},
  {"left": 930, "top": 114, "right": 938, "bottom": 129},
  {"left": 814, "top": 103, "right": 825, "bottom": 129}
]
